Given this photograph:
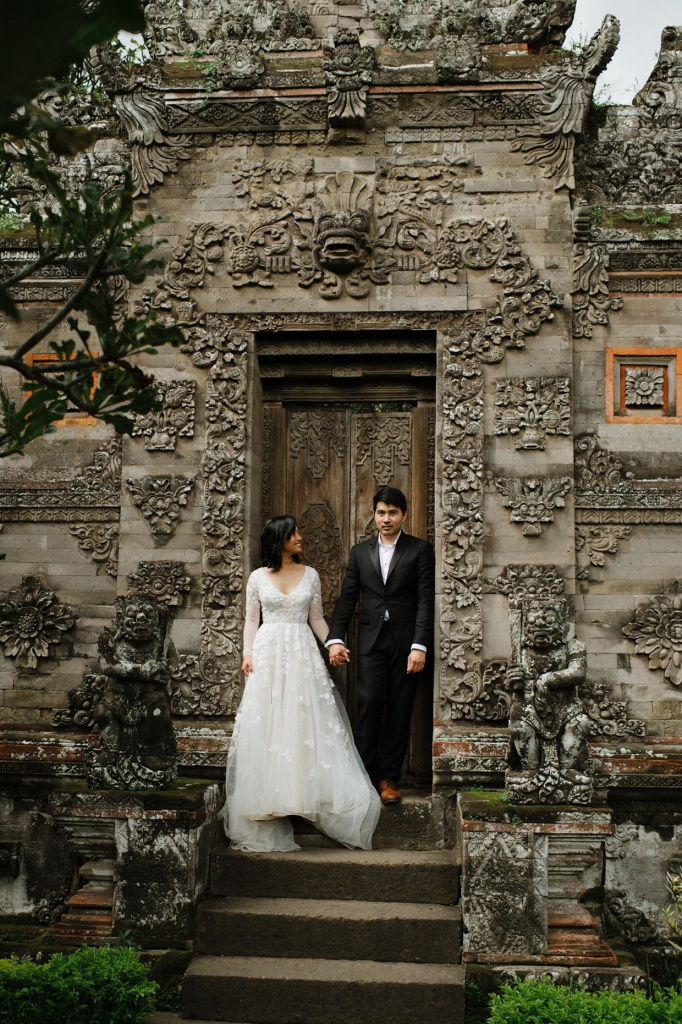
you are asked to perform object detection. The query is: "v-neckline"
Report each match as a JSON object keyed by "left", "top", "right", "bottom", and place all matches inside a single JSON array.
[{"left": 264, "top": 565, "right": 307, "bottom": 597}]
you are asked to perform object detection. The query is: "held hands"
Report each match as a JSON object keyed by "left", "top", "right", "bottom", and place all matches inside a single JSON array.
[
  {"left": 407, "top": 649, "right": 426, "bottom": 674},
  {"left": 328, "top": 643, "right": 350, "bottom": 667},
  {"left": 241, "top": 655, "right": 254, "bottom": 676}
]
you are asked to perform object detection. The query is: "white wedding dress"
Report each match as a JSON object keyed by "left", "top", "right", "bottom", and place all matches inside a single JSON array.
[{"left": 220, "top": 565, "right": 381, "bottom": 852}]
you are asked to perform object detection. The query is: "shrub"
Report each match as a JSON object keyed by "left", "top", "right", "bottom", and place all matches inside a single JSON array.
[
  {"left": 489, "top": 979, "right": 682, "bottom": 1024},
  {"left": 0, "top": 943, "right": 157, "bottom": 1024}
]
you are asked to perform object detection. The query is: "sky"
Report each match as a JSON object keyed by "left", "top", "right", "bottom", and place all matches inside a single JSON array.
[{"left": 564, "top": 0, "right": 682, "bottom": 104}]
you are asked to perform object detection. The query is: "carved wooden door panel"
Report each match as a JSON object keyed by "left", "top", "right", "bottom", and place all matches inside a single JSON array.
[{"left": 264, "top": 401, "right": 434, "bottom": 783}]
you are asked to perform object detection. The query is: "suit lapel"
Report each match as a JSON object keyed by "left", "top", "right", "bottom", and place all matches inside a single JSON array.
[
  {"left": 368, "top": 536, "right": 382, "bottom": 582},
  {"left": 386, "top": 531, "right": 409, "bottom": 582}
]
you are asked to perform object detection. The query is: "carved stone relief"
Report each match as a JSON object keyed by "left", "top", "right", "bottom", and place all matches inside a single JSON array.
[
  {"left": 132, "top": 379, "right": 196, "bottom": 451},
  {"left": 0, "top": 576, "right": 77, "bottom": 672},
  {"left": 52, "top": 673, "right": 106, "bottom": 730},
  {"left": 126, "top": 561, "right": 192, "bottom": 607},
  {"left": 575, "top": 525, "right": 631, "bottom": 581},
  {"left": 493, "top": 476, "right": 572, "bottom": 537},
  {"left": 68, "top": 524, "right": 119, "bottom": 577},
  {"left": 299, "top": 500, "right": 342, "bottom": 619},
  {"left": 572, "top": 244, "right": 623, "bottom": 339},
  {"left": 494, "top": 377, "right": 571, "bottom": 450},
  {"left": 126, "top": 475, "right": 195, "bottom": 540},
  {"left": 290, "top": 408, "right": 347, "bottom": 479},
  {"left": 512, "top": 16, "right": 620, "bottom": 190},
  {"left": 323, "top": 29, "right": 375, "bottom": 132},
  {"left": 623, "top": 583, "right": 682, "bottom": 687},
  {"left": 169, "top": 653, "right": 228, "bottom": 716},
  {"left": 496, "top": 565, "right": 593, "bottom": 805},
  {"left": 356, "top": 414, "right": 410, "bottom": 485}
]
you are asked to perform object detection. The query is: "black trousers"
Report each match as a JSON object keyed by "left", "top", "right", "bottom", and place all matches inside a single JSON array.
[{"left": 355, "top": 621, "right": 418, "bottom": 783}]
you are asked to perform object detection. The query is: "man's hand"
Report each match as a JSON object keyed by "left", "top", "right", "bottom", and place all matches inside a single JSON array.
[
  {"left": 407, "top": 649, "right": 426, "bottom": 674},
  {"left": 329, "top": 643, "right": 350, "bottom": 667}
]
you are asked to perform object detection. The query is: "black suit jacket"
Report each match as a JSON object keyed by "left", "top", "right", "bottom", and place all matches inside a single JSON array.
[{"left": 328, "top": 532, "right": 435, "bottom": 657}]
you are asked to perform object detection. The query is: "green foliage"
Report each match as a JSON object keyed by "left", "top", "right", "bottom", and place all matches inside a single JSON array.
[
  {"left": 664, "top": 871, "right": 682, "bottom": 952},
  {"left": 0, "top": 944, "right": 157, "bottom": 1024},
  {"left": 489, "top": 979, "right": 682, "bottom": 1024}
]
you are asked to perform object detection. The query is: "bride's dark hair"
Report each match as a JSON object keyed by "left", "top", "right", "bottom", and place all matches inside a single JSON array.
[{"left": 260, "top": 515, "right": 301, "bottom": 570}]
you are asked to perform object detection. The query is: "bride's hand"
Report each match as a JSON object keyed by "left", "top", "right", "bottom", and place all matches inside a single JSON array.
[{"left": 241, "top": 655, "right": 254, "bottom": 676}]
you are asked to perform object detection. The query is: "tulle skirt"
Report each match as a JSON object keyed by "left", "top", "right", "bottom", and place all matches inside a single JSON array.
[{"left": 219, "top": 621, "right": 381, "bottom": 852}]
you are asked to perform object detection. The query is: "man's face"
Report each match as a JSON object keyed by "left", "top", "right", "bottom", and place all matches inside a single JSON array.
[{"left": 374, "top": 501, "right": 408, "bottom": 542}]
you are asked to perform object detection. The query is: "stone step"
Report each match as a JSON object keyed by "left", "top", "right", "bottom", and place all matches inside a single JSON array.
[
  {"left": 182, "top": 955, "right": 465, "bottom": 1024},
  {"left": 196, "top": 896, "right": 462, "bottom": 963},
  {"left": 289, "top": 790, "right": 444, "bottom": 851},
  {"left": 210, "top": 848, "right": 459, "bottom": 905}
]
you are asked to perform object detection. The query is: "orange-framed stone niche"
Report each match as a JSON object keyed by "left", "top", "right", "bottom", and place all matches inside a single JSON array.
[{"left": 605, "top": 346, "right": 682, "bottom": 424}]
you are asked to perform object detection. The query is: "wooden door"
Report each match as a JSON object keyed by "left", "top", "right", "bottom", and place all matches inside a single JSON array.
[{"left": 263, "top": 401, "right": 435, "bottom": 783}]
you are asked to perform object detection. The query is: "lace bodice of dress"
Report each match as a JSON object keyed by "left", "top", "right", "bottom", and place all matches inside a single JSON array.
[{"left": 243, "top": 566, "right": 330, "bottom": 653}]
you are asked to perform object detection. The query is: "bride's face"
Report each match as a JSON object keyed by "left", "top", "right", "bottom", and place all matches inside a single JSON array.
[{"left": 281, "top": 527, "right": 303, "bottom": 559}]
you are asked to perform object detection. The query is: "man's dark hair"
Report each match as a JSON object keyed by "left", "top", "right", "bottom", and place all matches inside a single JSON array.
[
  {"left": 260, "top": 515, "right": 301, "bottom": 570},
  {"left": 372, "top": 486, "right": 407, "bottom": 513}
]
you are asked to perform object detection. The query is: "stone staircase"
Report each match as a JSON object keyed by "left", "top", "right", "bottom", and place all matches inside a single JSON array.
[{"left": 156, "top": 794, "right": 465, "bottom": 1024}]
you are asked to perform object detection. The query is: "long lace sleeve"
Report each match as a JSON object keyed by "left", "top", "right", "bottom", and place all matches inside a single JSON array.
[
  {"left": 308, "top": 570, "right": 330, "bottom": 645},
  {"left": 243, "top": 572, "right": 261, "bottom": 655}
]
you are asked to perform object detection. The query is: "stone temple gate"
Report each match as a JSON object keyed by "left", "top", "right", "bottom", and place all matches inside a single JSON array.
[{"left": 2, "top": 0, "right": 682, "bottom": 1011}]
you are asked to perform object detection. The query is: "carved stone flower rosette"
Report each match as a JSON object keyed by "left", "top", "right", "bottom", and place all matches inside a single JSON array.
[
  {"left": 623, "top": 583, "right": 682, "bottom": 686},
  {"left": 0, "top": 575, "right": 77, "bottom": 671}
]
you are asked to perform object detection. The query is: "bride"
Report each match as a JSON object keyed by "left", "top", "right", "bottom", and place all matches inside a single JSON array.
[{"left": 220, "top": 515, "right": 381, "bottom": 852}]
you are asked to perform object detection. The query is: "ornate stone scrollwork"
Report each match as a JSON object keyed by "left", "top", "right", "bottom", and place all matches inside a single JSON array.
[
  {"left": 200, "top": 330, "right": 248, "bottom": 716},
  {"left": 0, "top": 575, "right": 77, "bottom": 672},
  {"left": 440, "top": 659, "right": 511, "bottom": 723},
  {"left": 493, "top": 476, "right": 572, "bottom": 536},
  {"left": 169, "top": 653, "right": 228, "bottom": 716},
  {"left": 52, "top": 672, "right": 106, "bottom": 730},
  {"left": 68, "top": 524, "right": 119, "bottom": 577},
  {"left": 496, "top": 565, "right": 593, "bottom": 805},
  {"left": 580, "top": 681, "right": 645, "bottom": 739},
  {"left": 290, "top": 408, "right": 347, "bottom": 479},
  {"left": 572, "top": 244, "right": 623, "bottom": 339},
  {"left": 575, "top": 525, "right": 631, "bottom": 580},
  {"left": 494, "top": 377, "right": 571, "bottom": 451},
  {"left": 126, "top": 475, "right": 195, "bottom": 540},
  {"left": 323, "top": 28, "right": 375, "bottom": 132},
  {"left": 623, "top": 583, "right": 682, "bottom": 688},
  {"left": 126, "top": 561, "right": 192, "bottom": 608},
  {"left": 512, "top": 15, "right": 620, "bottom": 190},
  {"left": 574, "top": 433, "right": 630, "bottom": 494},
  {"left": 132, "top": 379, "right": 196, "bottom": 451},
  {"left": 86, "top": 594, "right": 177, "bottom": 789}
]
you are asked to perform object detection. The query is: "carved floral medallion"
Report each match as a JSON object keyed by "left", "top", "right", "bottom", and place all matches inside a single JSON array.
[
  {"left": 0, "top": 576, "right": 77, "bottom": 671},
  {"left": 623, "top": 583, "right": 682, "bottom": 687}
]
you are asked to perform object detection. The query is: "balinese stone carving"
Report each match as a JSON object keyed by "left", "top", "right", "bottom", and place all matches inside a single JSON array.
[
  {"left": 604, "top": 890, "right": 660, "bottom": 945},
  {"left": 290, "top": 408, "right": 347, "bottom": 479},
  {"left": 126, "top": 561, "right": 192, "bottom": 608},
  {"left": 572, "top": 244, "right": 623, "bottom": 339},
  {"left": 68, "top": 524, "right": 119, "bottom": 577},
  {"left": 623, "top": 583, "right": 682, "bottom": 687},
  {"left": 126, "top": 475, "right": 195, "bottom": 540},
  {"left": 512, "top": 15, "right": 620, "bottom": 190},
  {"left": 355, "top": 414, "right": 411, "bottom": 484},
  {"left": 494, "top": 377, "right": 571, "bottom": 451},
  {"left": 493, "top": 476, "right": 572, "bottom": 537},
  {"left": 497, "top": 565, "right": 592, "bottom": 805},
  {"left": 0, "top": 576, "right": 77, "bottom": 672},
  {"left": 140, "top": 0, "right": 315, "bottom": 58},
  {"left": 132, "top": 379, "right": 196, "bottom": 451},
  {"left": 580, "top": 681, "right": 645, "bottom": 739},
  {"left": 366, "top": 0, "right": 576, "bottom": 53},
  {"left": 574, "top": 434, "right": 629, "bottom": 494},
  {"left": 52, "top": 672, "right": 106, "bottom": 730},
  {"left": 323, "top": 29, "right": 375, "bottom": 131},
  {"left": 576, "top": 525, "right": 631, "bottom": 580},
  {"left": 625, "top": 368, "right": 665, "bottom": 407},
  {"left": 440, "top": 659, "right": 511, "bottom": 723},
  {"left": 88, "top": 594, "right": 177, "bottom": 789},
  {"left": 199, "top": 330, "right": 248, "bottom": 716},
  {"left": 169, "top": 653, "right": 228, "bottom": 716}
]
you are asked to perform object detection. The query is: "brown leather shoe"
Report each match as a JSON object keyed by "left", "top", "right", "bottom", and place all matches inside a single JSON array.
[{"left": 378, "top": 780, "right": 402, "bottom": 805}]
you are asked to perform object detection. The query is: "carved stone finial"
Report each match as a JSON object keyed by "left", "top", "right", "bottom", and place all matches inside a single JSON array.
[
  {"left": 323, "top": 28, "right": 375, "bottom": 133},
  {"left": 497, "top": 565, "right": 592, "bottom": 805}
]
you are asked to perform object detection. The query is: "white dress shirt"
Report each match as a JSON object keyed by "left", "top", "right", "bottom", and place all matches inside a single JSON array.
[{"left": 328, "top": 530, "right": 427, "bottom": 653}]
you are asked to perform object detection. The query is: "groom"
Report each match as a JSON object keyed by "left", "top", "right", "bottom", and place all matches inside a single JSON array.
[{"left": 327, "top": 486, "right": 435, "bottom": 805}]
